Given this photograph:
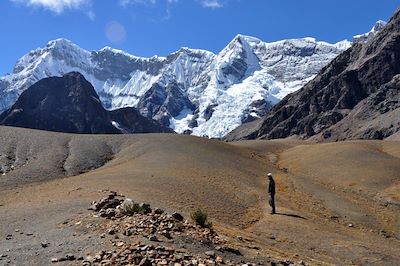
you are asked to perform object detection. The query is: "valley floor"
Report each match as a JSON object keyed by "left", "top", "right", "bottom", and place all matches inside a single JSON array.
[{"left": 0, "top": 126, "right": 399, "bottom": 265}]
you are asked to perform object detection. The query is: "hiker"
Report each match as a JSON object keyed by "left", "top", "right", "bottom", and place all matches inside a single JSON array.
[{"left": 267, "top": 172, "right": 276, "bottom": 214}]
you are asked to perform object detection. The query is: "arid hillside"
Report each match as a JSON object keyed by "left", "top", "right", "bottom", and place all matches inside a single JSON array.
[{"left": 0, "top": 126, "right": 399, "bottom": 265}]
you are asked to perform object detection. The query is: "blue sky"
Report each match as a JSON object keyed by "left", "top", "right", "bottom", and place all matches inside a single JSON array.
[{"left": 0, "top": 0, "right": 398, "bottom": 75}]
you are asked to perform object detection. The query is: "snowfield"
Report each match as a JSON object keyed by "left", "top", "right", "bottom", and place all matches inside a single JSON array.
[{"left": 0, "top": 22, "right": 384, "bottom": 138}]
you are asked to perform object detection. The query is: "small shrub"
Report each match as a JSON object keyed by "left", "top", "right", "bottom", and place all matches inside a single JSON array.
[
  {"left": 191, "top": 208, "right": 210, "bottom": 228},
  {"left": 121, "top": 199, "right": 151, "bottom": 215},
  {"left": 138, "top": 203, "right": 151, "bottom": 214},
  {"left": 121, "top": 199, "right": 139, "bottom": 215}
]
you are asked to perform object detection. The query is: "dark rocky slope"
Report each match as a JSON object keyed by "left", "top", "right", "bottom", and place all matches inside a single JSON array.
[
  {"left": 226, "top": 8, "right": 400, "bottom": 141},
  {"left": 0, "top": 72, "right": 172, "bottom": 134}
]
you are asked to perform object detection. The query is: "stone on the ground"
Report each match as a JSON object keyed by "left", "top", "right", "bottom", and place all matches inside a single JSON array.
[
  {"left": 148, "top": 234, "right": 158, "bottom": 241},
  {"left": 172, "top": 212, "right": 184, "bottom": 221},
  {"left": 105, "top": 208, "right": 116, "bottom": 218}
]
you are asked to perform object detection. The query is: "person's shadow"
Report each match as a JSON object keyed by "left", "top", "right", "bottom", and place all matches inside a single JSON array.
[{"left": 275, "top": 212, "right": 306, "bottom": 219}]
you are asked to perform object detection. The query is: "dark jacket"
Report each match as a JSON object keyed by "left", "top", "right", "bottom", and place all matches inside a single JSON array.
[{"left": 268, "top": 178, "right": 275, "bottom": 195}]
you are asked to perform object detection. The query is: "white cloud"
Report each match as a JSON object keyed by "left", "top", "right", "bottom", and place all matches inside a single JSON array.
[
  {"left": 200, "top": 0, "right": 223, "bottom": 9},
  {"left": 119, "top": 0, "right": 179, "bottom": 7},
  {"left": 119, "top": 0, "right": 156, "bottom": 7},
  {"left": 87, "top": 10, "right": 95, "bottom": 20},
  {"left": 11, "top": 0, "right": 91, "bottom": 14},
  {"left": 120, "top": 0, "right": 179, "bottom": 21}
]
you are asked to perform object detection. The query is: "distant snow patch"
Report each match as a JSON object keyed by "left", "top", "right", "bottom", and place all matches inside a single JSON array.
[{"left": 169, "top": 108, "right": 194, "bottom": 133}]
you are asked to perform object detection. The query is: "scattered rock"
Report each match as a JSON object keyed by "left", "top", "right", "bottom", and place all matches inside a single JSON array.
[
  {"left": 138, "top": 203, "right": 152, "bottom": 214},
  {"left": 105, "top": 208, "right": 116, "bottom": 219},
  {"left": 205, "top": 251, "right": 215, "bottom": 258},
  {"left": 153, "top": 208, "right": 164, "bottom": 215},
  {"left": 380, "top": 230, "right": 391, "bottom": 238},
  {"left": 84, "top": 193, "right": 253, "bottom": 265},
  {"left": 139, "top": 258, "right": 152, "bottom": 266},
  {"left": 224, "top": 246, "right": 242, "bottom": 255},
  {"left": 172, "top": 212, "right": 184, "bottom": 221},
  {"left": 148, "top": 235, "right": 158, "bottom": 242},
  {"left": 248, "top": 245, "right": 260, "bottom": 250},
  {"left": 216, "top": 256, "right": 224, "bottom": 264}
]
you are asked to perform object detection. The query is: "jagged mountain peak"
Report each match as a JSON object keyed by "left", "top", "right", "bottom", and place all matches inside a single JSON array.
[
  {"left": 353, "top": 19, "right": 387, "bottom": 43},
  {"left": 372, "top": 20, "right": 388, "bottom": 32},
  {"left": 232, "top": 34, "right": 262, "bottom": 45},
  {"left": 225, "top": 10, "right": 399, "bottom": 141},
  {"left": 46, "top": 38, "right": 77, "bottom": 48},
  {"left": 1, "top": 21, "right": 387, "bottom": 138},
  {"left": 97, "top": 46, "right": 167, "bottom": 62},
  {"left": 222, "top": 34, "right": 261, "bottom": 53},
  {"left": 176, "top": 47, "right": 215, "bottom": 56}
]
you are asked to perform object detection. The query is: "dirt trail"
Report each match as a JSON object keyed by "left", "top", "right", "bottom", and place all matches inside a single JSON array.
[
  {"left": 0, "top": 127, "right": 399, "bottom": 265},
  {"left": 239, "top": 140, "right": 400, "bottom": 265}
]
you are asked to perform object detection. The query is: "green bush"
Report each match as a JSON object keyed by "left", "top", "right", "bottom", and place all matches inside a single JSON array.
[
  {"left": 191, "top": 208, "right": 210, "bottom": 228},
  {"left": 121, "top": 199, "right": 151, "bottom": 215}
]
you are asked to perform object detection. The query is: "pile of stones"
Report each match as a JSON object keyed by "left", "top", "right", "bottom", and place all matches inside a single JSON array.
[
  {"left": 83, "top": 242, "right": 233, "bottom": 265},
  {"left": 83, "top": 192, "right": 251, "bottom": 265}
]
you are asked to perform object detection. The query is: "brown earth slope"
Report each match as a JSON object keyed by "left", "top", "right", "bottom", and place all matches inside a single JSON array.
[{"left": 0, "top": 126, "right": 399, "bottom": 265}]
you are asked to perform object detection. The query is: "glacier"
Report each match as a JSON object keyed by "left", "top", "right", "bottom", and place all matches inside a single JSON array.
[{"left": 0, "top": 22, "right": 384, "bottom": 138}]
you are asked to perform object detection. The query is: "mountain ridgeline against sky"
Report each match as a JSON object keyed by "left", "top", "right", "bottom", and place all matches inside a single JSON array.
[
  {"left": 226, "top": 10, "right": 400, "bottom": 141},
  {"left": 0, "top": 21, "right": 386, "bottom": 138},
  {"left": 0, "top": 72, "right": 172, "bottom": 134},
  {"left": 0, "top": 34, "right": 359, "bottom": 138}
]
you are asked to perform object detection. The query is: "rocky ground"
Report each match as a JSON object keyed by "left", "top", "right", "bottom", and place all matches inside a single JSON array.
[
  {"left": 45, "top": 191, "right": 295, "bottom": 266},
  {"left": 0, "top": 127, "right": 399, "bottom": 265}
]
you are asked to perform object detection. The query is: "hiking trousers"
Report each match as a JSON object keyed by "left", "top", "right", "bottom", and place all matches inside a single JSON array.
[{"left": 269, "top": 193, "right": 276, "bottom": 214}]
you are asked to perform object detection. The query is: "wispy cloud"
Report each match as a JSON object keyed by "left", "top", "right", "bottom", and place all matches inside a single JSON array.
[
  {"left": 11, "top": 0, "right": 91, "bottom": 14},
  {"left": 119, "top": 0, "right": 179, "bottom": 7},
  {"left": 119, "top": 0, "right": 156, "bottom": 7},
  {"left": 120, "top": 0, "right": 179, "bottom": 21},
  {"left": 87, "top": 10, "right": 95, "bottom": 20},
  {"left": 200, "top": 0, "right": 223, "bottom": 9}
]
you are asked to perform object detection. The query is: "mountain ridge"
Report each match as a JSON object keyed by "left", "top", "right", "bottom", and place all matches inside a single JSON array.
[
  {"left": 0, "top": 22, "right": 384, "bottom": 138},
  {"left": 225, "top": 11, "right": 400, "bottom": 141},
  {"left": 0, "top": 72, "right": 172, "bottom": 134}
]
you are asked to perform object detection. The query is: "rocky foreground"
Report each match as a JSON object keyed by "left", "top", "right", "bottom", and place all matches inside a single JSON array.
[{"left": 45, "top": 191, "right": 300, "bottom": 266}]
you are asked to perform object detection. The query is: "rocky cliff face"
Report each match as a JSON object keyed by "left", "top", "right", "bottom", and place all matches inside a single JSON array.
[
  {"left": 225, "top": 10, "right": 400, "bottom": 141},
  {"left": 0, "top": 72, "right": 172, "bottom": 134},
  {"left": 0, "top": 33, "right": 352, "bottom": 138}
]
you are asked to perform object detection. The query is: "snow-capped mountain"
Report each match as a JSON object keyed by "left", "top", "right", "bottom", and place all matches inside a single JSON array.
[
  {"left": 0, "top": 23, "right": 381, "bottom": 138},
  {"left": 353, "top": 20, "right": 387, "bottom": 43}
]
